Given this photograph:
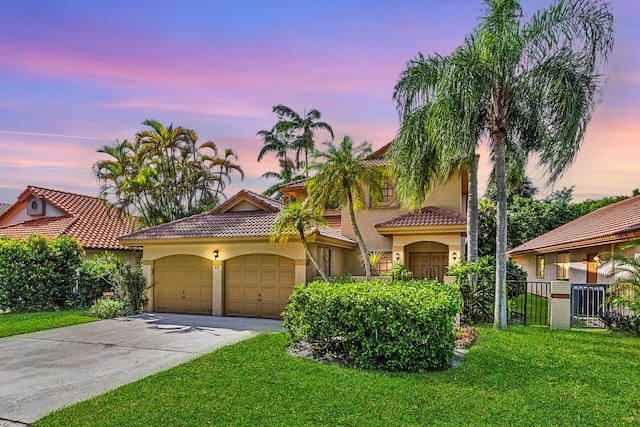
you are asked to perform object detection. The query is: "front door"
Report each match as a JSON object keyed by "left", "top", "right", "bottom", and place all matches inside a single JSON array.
[{"left": 409, "top": 252, "right": 448, "bottom": 281}]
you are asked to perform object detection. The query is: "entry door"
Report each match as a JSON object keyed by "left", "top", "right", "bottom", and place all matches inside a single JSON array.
[{"left": 409, "top": 252, "right": 449, "bottom": 281}]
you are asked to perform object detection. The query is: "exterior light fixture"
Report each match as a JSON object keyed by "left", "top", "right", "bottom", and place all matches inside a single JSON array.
[
  {"left": 395, "top": 252, "right": 400, "bottom": 261},
  {"left": 594, "top": 254, "right": 601, "bottom": 262},
  {"left": 452, "top": 252, "right": 457, "bottom": 262},
  {"left": 213, "top": 250, "right": 219, "bottom": 260}
]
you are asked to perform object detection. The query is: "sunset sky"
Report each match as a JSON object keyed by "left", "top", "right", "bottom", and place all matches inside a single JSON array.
[{"left": 1, "top": 0, "right": 638, "bottom": 204}]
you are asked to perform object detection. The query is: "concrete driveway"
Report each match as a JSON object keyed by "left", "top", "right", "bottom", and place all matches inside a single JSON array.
[{"left": 0, "top": 313, "right": 281, "bottom": 426}]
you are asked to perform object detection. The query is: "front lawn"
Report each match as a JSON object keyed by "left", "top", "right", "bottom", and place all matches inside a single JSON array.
[
  {"left": 35, "top": 327, "right": 640, "bottom": 426},
  {"left": 0, "top": 310, "right": 97, "bottom": 338}
]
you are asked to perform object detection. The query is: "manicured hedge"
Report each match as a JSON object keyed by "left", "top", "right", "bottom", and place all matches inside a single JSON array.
[
  {"left": 283, "top": 280, "right": 462, "bottom": 371},
  {"left": 0, "top": 235, "right": 84, "bottom": 311}
]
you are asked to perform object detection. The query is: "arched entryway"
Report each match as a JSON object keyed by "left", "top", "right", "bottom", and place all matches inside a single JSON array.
[
  {"left": 405, "top": 241, "right": 449, "bottom": 281},
  {"left": 153, "top": 255, "right": 213, "bottom": 314},
  {"left": 225, "top": 254, "right": 295, "bottom": 318}
]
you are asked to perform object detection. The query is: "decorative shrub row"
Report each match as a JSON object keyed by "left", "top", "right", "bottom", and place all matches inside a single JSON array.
[
  {"left": 282, "top": 280, "right": 462, "bottom": 371},
  {"left": 0, "top": 235, "right": 84, "bottom": 311}
]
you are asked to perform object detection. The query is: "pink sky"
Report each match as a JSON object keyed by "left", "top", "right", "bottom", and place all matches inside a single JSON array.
[{"left": 0, "top": 0, "right": 638, "bottom": 204}]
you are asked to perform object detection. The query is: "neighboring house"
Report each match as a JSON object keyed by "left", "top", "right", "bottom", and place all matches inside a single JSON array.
[
  {"left": 0, "top": 186, "right": 140, "bottom": 262},
  {"left": 119, "top": 143, "right": 469, "bottom": 318},
  {"left": 509, "top": 194, "right": 640, "bottom": 284},
  {"left": 0, "top": 203, "right": 10, "bottom": 216}
]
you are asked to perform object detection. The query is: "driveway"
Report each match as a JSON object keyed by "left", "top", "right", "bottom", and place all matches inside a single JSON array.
[{"left": 0, "top": 313, "right": 281, "bottom": 426}]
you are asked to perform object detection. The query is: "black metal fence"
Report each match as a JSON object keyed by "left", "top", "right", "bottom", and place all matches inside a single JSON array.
[{"left": 460, "top": 280, "right": 550, "bottom": 326}]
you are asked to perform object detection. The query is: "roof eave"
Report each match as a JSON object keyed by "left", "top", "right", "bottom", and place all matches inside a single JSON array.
[
  {"left": 375, "top": 224, "right": 466, "bottom": 236},
  {"left": 508, "top": 230, "right": 640, "bottom": 256}
]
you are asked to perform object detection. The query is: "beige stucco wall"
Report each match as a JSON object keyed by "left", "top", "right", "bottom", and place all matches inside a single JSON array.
[{"left": 510, "top": 243, "right": 636, "bottom": 284}]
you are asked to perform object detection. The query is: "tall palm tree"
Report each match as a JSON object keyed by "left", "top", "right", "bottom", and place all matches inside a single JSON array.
[
  {"left": 307, "top": 136, "right": 386, "bottom": 280},
  {"left": 392, "top": 0, "right": 613, "bottom": 329},
  {"left": 270, "top": 202, "right": 330, "bottom": 282},
  {"left": 272, "top": 104, "right": 334, "bottom": 174},
  {"left": 261, "top": 159, "right": 306, "bottom": 201}
]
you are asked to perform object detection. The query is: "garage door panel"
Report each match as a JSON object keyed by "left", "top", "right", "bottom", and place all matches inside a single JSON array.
[
  {"left": 225, "top": 254, "right": 295, "bottom": 319},
  {"left": 153, "top": 255, "right": 212, "bottom": 315}
]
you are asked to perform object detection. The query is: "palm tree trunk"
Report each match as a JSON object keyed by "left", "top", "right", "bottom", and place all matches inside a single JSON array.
[
  {"left": 467, "top": 154, "right": 479, "bottom": 262},
  {"left": 347, "top": 191, "right": 371, "bottom": 280},
  {"left": 493, "top": 132, "right": 508, "bottom": 330},
  {"left": 299, "top": 233, "right": 329, "bottom": 282}
]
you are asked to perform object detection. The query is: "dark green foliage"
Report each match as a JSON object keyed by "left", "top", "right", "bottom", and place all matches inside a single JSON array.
[
  {"left": 0, "top": 235, "right": 84, "bottom": 311},
  {"left": 83, "top": 253, "right": 148, "bottom": 315},
  {"left": 448, "top": 256, "right": 527, "bottom": 324},
  {"left": 89, "top": 297, "right": 128, "bottom": 319},
  {"left": 384, "top": 262, "right": 414, "bottom": 281},
  {"left": 600, "top": 312, "right": 640, "bottom": 336},
  {"left": 282, "top": 280, "right": 462, "bottom": 371}
]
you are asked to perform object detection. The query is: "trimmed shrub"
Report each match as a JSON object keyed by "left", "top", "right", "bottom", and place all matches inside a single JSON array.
[
  {"left": 283, "top": 280, "right": 462, "bottom": 371},
  {"left": 0, "top": 235, "right": 84, "bottom": 311},
  {"left": 384, "top": 262, "right": 414, "bottom": 281},
  {"left": 89, "top": 297, "right": 127, "bottom": 319}
]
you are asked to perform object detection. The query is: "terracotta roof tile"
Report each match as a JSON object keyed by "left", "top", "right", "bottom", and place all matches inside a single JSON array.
[
  {"left": 213, "top": 189, "right": 285, "bottom": 213},
  {"left": 0, "top": 186, "right": 138, "bottom": 251},
  {"left": 324, "top": 214, "right": 342, "bottom": 230},
  {"left": 509, "top": 195, "right": 640, "bottom": 255},
  {"left": 0, "top": 203, "right": 10, "bottom": 215},
  {"left": 375, "top": 207, "right": 466, "bottom": 228},
  {"left": 279, "top": 178, "right": 308, "bottom": 190},
  {"left": 120, "top": 210, "right": 355, "bottom": 244}
]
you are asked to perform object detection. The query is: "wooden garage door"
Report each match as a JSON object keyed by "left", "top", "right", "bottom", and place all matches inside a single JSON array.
[
  {"left": 225, "top": 254, "right": 295, "bottom": 319},
  {"left": 154, "top": 255, "right": 213, "bottom": 315}
]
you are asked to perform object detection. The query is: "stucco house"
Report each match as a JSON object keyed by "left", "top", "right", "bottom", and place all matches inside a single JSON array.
[
  {"left": 119, "top": 144, "right": 469, "bottom": 318},
  {"left": 509, "top": 194, "right": 640, "bottom": 284},
  {"left": 0, "top": 186, "right": 140, "bottom": 262}
]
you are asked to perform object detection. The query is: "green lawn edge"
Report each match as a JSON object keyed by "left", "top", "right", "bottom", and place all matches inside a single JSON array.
[
  {"left": 0, "top": 310, "right": 97, "bottom": 338},
  {"left": 35, "top": 327, "right": 640, "bottom": 427}
]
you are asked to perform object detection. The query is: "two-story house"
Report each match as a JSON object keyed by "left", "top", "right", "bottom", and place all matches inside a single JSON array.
[{"left": 119, "top": 143, "right": 469, "bottom": 318}]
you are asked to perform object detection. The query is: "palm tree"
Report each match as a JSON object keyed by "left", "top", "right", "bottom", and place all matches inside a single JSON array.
[
  {"left": 272, "top": 104, "right": 334, "bottom": 174},
  {"left": 307, "top": 136, "right": 386, "bottom": 280},
  {"left": 261, "top": 159, "right": 306, "bottom": 201},
  {"left": 393, "top": 0, "right": 613, "bottom": 329},
  {"left": 270, "top": 202, "right": 329, "bottom": 282}
]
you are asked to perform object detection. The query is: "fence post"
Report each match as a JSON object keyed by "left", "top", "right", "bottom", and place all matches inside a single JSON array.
[{"left": 549, "top": 281, "right": 571, "bottom": 330}]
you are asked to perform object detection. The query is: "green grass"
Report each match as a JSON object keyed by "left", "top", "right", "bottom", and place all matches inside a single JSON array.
[
  {"left": 35, "top": 327, "right": 640, "bottom": 426},
  {"left": 0, "top": 310, "right": 97, "bottom": 338},
  {"left": 510, "top": 294, "right": 549, "bottom": 325}
]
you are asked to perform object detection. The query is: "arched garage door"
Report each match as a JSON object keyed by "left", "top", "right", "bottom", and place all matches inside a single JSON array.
[
  {"left": 154, "top": 255, "right": 213, "bottom": 315},
  {"left": 225, "top": 254, "right": 295, "bottom": 318}
]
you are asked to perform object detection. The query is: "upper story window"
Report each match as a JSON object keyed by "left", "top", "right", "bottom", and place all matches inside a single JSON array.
[
  {"left": 371, "top": 183, "right": 397, "bottom": 208},
  {"left": 535, "top": 254, "right": 545, "bottom": 279},
  {"left": 556, "top": 252, "right": 570, "bottom": 280}
]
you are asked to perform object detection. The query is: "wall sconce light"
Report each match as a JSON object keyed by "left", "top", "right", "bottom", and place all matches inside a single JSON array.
[
  {"left": 213, "top": 250, "right": 219, "bottom": 260},
  {"left": 395, "top": 252, "right": 400, "bottom": 261},
  {"left": 594, "top": 254, "right": 601, "bottom": 262},
  {"left": 452, "top": 252, "right": 457, "bottom": 263}
]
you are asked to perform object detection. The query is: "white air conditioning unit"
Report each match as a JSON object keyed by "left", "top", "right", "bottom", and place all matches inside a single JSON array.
[{"left": 27, "top": 197, "right": 45, "bottom": 216}]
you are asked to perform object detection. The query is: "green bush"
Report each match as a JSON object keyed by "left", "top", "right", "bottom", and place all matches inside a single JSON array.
[
  {"left": 89, "top": 297, "right": 127, "bottom": 319},
  {"left": 77, "top": 252, "right": 147, "bottom": 313},
  {"left": 384, "top": 262, "right": 414, "bottom": 281},
  {"left": 0, "top": 235, "right": 84, "bottom": 311},
  {"left": 283, "top": 280, "right": 462, "bottom": 371}
]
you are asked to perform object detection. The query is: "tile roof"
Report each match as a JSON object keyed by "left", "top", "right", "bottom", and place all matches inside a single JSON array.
[
  {"left": 0, "top": 203, "right": 10, "bottom": 215},
  {"left": 279, "top": 179, "right": 308, "bottom": 190},
  {"left": 120, "top": 210, "right": 355, "bottom": 244},
  {"left": 213, "top": 189, "right": 285, "bottom": 213},
  {"left": 324, "top": 214, "right": 342, "bottom": 230},
  {"left": 0, "top": 186, "right": 138, "bottom": 251},
  {"left": 509, "top": 194, "right": 640, "bottom": 255},
  {"left": 375, "top": 207, "right": 466, "bottom": 228}
]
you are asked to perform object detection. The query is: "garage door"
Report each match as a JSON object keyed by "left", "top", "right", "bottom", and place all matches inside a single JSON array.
[
  {"left": 225, "top": 254, "right": 295, "bottom": 318},
  {"left": 154, "top": 255, "right": 213, "bottom": 315}
]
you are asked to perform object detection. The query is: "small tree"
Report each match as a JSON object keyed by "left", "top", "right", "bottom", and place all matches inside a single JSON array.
[
  {"left": 270, "top": 202, "right": 329, "bottom": 282},
  {"left": 307, "top": 137, "right": 386, "bottom": 280}
]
